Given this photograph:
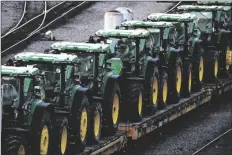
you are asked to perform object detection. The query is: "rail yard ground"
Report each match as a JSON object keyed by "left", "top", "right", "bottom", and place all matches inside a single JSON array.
[{"left": 1, "top": 1, "right": 232, "bottom": 155}]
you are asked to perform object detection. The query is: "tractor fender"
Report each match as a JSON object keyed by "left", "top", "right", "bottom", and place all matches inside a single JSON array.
[
  {"left": 30, "top": 101, "right": 55, "bottom": 127},
  {"left": 68, "top": 86, "right": 91, "bottom": 110}
]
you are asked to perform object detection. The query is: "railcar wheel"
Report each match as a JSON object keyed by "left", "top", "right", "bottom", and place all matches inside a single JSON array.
[{"left": 88, "top": 102, "right": 103, "bottom": 144}]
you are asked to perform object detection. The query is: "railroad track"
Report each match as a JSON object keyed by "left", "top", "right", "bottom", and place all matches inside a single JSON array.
[
  {"left": 192, "top": 128, "right": 232, "bottom": 155},
  {"left": 1, "top": 1, "right": 92, "bottom": 55}
]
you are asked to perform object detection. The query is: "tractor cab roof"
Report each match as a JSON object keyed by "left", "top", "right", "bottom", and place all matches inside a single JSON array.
[
  {"left": 198, "top": 1, "right": 232, "bottom": 6},
  {"left": 95, "top": 29, "right": 150, "bottom": 39},
  {"left": 147, "top": 13, "right": 196, "bottom": 22},
  {"left": 121, "top": 20, "right": 162, "bottom": 32},
  {"left": 142, "top": 20, "right": 173, "bottom": 28},
  {"left": 50, "top": 42, "right": 110, "bottom": 53},
  {"left": 177, "top": 5, "right": 231, "bottom": 12},
  {"left": 1, "top": 66, "right": 40, "bottom": 77},
  {"left": 14, "top": 52, "right": 78, "bottom": 64}
]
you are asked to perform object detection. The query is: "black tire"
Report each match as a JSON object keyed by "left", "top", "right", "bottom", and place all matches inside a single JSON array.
[
  {"left": 72, "top": 95, "right": 89, "bottom": 153},
  {"left": 32, "top": 110, "right": 52, "bottom": 155},
  {"left": 3, "top": 135, "right": 27, "bottom": 155},
  {"left": 158, "top": 71, "right": 168, "bottom": 109},
  {"left": 88, "top": 102, "right": 103, "bottom": 144},
  {"left": 181, "top": 61, "right": 192, "bottom": 98},
  {"left": 218, "top": 44, "right": 232, "bottom": 77},
  {"left": 204, "top": 48, "right": 219, "bottom": 82},
  {"left": 103, "top": 82, "right": 121, "bottom": 136},
  {"left": 125, "top": 82, "right": 144, "bottom": 122},
  {"left": 192, "top": 45, "right": 204, "bottom": 92},
  {"left": 144, "top": 65, "right": 159, "bottom": 115},
  {"left": 51, "top": 117, "right": 69, "bottom": 155},
  {"left": 168, "top": 57, "right": 183, "bottom": 104}
]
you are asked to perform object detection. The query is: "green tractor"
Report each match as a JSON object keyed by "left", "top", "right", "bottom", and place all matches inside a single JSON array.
[
  {"left": 177, "top": 5, "right": 232, "bottom": 77},
  {"left": 93, "top": 28, "right": 166, "bottom": 122},
  {"left": 1, "top": 66, "right": 55, "bottom": 155},
  {"left": 147, "top": 13, "right": 206, "bottom": 91},
  {"left": 46, "top": 42, "right": 122, "bottom": 137},
  {"left": 11, "top": 52, "right": 91, "bottom": 154},
  {"left": 119, "top": 22, "right": 186, "bottom": 104}
]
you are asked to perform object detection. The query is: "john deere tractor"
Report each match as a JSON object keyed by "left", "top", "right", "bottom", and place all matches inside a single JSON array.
[
  {"left": 177, "top": 5, "right": 232, "bottom": 77},
  {"left": 11, "top": 53, "right": 90, "bottom": 154},
  {"left": 1, "top": 66, "right": 55, "bottom": 155},
  {"left": 147, "top": 13, "right": 207, "bottom": 92},
  {"left": 46, "top": 42, "right": 122, "bottom": 138},
  {"left": 92, "top": 29, "right": 163, "bottom": 122},
  {"left": 119, "top": 22, "right": 185, "bottom": 106}
]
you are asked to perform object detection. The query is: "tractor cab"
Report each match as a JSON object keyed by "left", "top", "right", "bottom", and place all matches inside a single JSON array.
[
  {"left": 1, "top": 66, "right": 42, "bottom": 126},
  {"left": 147, "top": 13, "right": 197, "bottom": 57},
  {"left": 13, "top": 52, "right": 79, "bottom": 105},
  {"left": 177, "top": 5, "right": 231, "bottom": 34},
  {"left": 95, "top": 29, "right": 150, "bottom": 76}
]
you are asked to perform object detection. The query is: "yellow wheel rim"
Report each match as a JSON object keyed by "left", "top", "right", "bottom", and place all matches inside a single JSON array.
[
  {"left": 112, "top": 94, "right": 119, "bottom": 125},
  {"left": 152, "top": 78, "right": 158, "bottom": 104},
  {"left": 176, "top": 66, "right": 182, "bottom": 93},
  {"left": 40, "top": 125, "right": 49, "bottom": 155},
  {"left": 80, "top": 108, "right": 87, "bottom": 141},
  {"left": 226, "top": 47, "right": 232, "bottom": 70},
  {"left": 199, "top": 56, "right": 204, "bottom": 82},
  {"left": 60, "top": 126, "right": 68, "bottom": 154},
  {"left": 214, "top": 59, "right": 218, "bottom": 77},
  {"left": 138, "top": 92, "right": 143, "bottom": 115},
  {"left": 18, "top": 145, "right": 25, "bottom": 155},
  {"left": 189, "top": 71, "right": 192, "bottom": 92},
  {"left": 163, "top": 80, "right": 168, "bottom": 103},
  {"left": 94, "top": 112, "right": 100, "bottom": 137}
]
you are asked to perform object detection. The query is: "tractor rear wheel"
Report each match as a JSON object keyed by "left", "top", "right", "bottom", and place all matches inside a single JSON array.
[
  {"left": 4, "top": 135, "right": 27, "bottom": 155},
  {"left": 181, "top": 61, "right": 192, "bottom": 98},
  {"left": 126, "top": 82, "right": 144, "bottom": 122},
  {"left": 204, "top": 49, "right": 219, "bottom": 82},
  {"left": 158, "top": 71, "right": 168, "bottom": 109},
  {"left": 103, "top": 83, "right": 121, "bottom": 136},
  {"left": 168, "top": 57, "right": 183, "bottom": 104},
  {"left": 51, "top": 117, "right": 68, "bottom": 155},
  {"left": 144, "top": 65, "right": 159, "bottom": 115},
  {"left": 88, "top": 102, "right": 102, "bottom": 144}
]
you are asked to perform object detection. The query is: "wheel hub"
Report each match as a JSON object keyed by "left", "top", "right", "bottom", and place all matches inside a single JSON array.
[
  {"left": 226, "top": 47, "right": 232, "bottom": 70},
  {"left": 94, "top": 112, "right": 100, "bottom": 137},
  {"left": 163, "top": 80, "right": 168, "bottom": 103},
  {"left": 214, "top": 59, "right": 218, "bottom": 77},
  {"left": 112, "top": 94, "right": 119, "bottom": 125},
  {"left": 199, "top": 56, "right": 204, "bottom": 82},
  {"left": 40, "top": 125, "right": 49, "bottom": 155},
  {"left": 61, "top": 126, "right": 67, "bottom": 154},
  {"left": 152, "top": 78, "right": 158, "bottom": 104},
  {"left": 80, "top": 108, "right": 87, "bottom": 141},
  {"left": 138, "top": 92, "right": 143, "bottom": 115},
  {"left": 176, "top": 66, "right": 182, "bottom": 93}
]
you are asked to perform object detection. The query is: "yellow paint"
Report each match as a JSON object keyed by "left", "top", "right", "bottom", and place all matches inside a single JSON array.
[
  {"left": 40, "top": 125, "right": 49, "bottom": 155},
  {"left": 189, "top": 71, "right": 192, "bottom": 92},
  {"left": 214, "top": 59, "right": 218, "bottom": 77},
  {"left": 199, "top": 56, "right": 204, "bottom": 82},
  {"left": 138, "top": 92, "right": 143, "bottom": 115},
  {"left": 60, "top": 126, "right": 67, "bottom": 154},
  {"left": 18, "top": 145, "right": 25, "bottom": 155},
  {"left": 153, "top": 78, "right": 158, "bottom": 104},
  {"left": 80, "top": 108, "right": 87, "bottom": 141},
  {"left": 112, "top": 94, "right": 119, "bottom": 125},
  {"left": 163, "top": 80, "right": 168, "bottom": 103},
  {"left": 94, "top": 112, "right": 100, "bottom": 137},
  {"left": 226, "top": 47, "right": 232, "bottom": 70},
  {"left": 176, "top": 66, "right": 182, "bottom": 93}
]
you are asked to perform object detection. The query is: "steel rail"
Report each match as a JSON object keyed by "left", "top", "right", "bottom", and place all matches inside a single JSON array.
[
  {"left": 192, "top": 128, "right": 232, "bottom": 155},
  {"left": 2, "top": 1, "right": 27, "bottom": 37},
  {"left": 1, "top": 1, "right": 88, "bottom": 55}
]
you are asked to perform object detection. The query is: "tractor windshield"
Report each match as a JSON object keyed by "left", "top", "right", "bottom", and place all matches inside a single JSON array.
[
  {"left": 1, "top": 76, "right": 20, "bottom": 107},
  {"left": 187, "top": 12, "right": 213, "bottom": 33},
  {"left": 173, "top": 22, "right": 185, "bottom": 44}
]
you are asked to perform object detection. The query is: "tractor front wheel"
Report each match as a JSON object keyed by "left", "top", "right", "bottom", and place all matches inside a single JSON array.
[
  {"left": 126, "top": 83, "right": 144, "bottom": 122},
  {"left": 88, "top": 102, "right": 103, "bottom": 144},
  {"left": 3, "top": 135, "right": 27, "bottom": 155}
]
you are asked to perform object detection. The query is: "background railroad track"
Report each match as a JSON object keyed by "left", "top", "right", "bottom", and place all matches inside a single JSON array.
[{"left": 1, "top": 1, "right": 93, "bottom": 55}]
